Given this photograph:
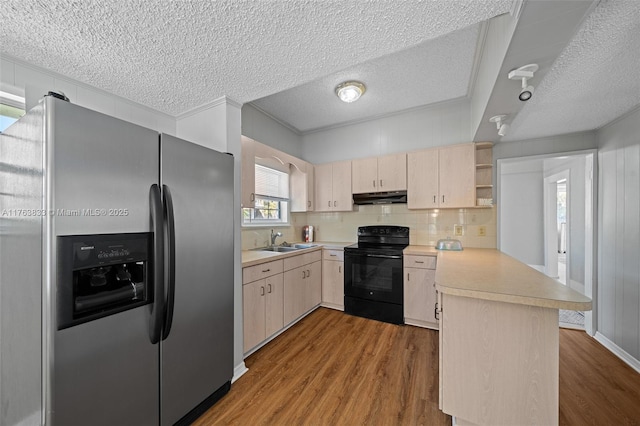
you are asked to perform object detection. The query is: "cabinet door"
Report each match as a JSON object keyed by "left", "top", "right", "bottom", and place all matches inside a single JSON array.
[
  {"left": 306, "top": 164, "right": 315, "bottom": 211},
  {"left": 243, "top": 279, "right": 266, "bottom": 352},
  {"left": 351, "top": 157, "right": 378, "bottom": 194},
  {"left": 322, "top": 260, "right": 344, "bottom": 307},
  {"left": 332, "top": 161, "right": 352, "bottom": 211},
  {"left": 307, "top": 260, "right": 322, "bottom": 309},
  {"left": 241, "top": 136, "right": 256, "bottom": 208},
  {"left": 264, "top": 273, "right": 284, "bottom": 337},
  {"left": 290, "top": 162, "right": 314, "bottom": 212},
  {"left": 404, "top": 268, "right": 437, "bottom": 324},
  {"left": 283, "top": 266, "right": 306, "bottom": 325},
  {"left": 314, "top": 163, "right": 333, "bottom": 212},
  {"left": 438, "top": 144, "right": 475, "bottom": 208},
  {"left": 407, "top": 149, "right": 439, "bottom": 209},
  {"left": 378, "top": 153, "right": 407, "bottom": 192}
]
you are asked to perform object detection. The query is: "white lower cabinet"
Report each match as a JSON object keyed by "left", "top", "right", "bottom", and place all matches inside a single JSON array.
[
  {"left": 242, "top": 259, "right": 284, "bottom": 353},
  {"left": 243, "top": 249, "right": 323, "bottom": 355},
  {"left": 321, "top": 248, "right": 344, "bottom": 310},
  {"left": 284, "top": 257, "right": 321, "bottom": 325},
  {"left": 404, "top": 254, "right": 438, "bottom": 329}
]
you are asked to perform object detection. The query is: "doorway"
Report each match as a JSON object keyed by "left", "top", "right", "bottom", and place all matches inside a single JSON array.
[
  {"left": 544, "top": 170, "right": 570, "bottom": 287},
  {"left": 497, "top": 150, "right": 597, "bottom": 335}
]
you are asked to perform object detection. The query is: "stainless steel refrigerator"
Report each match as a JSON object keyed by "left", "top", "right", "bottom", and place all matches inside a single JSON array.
[{"left": 0, "top": 95, "right": 234, "bottom": 425}]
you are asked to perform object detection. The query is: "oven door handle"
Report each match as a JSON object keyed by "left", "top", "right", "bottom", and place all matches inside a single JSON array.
[{"left": 346, "top": 252, "right": 403, "bottom": 260}]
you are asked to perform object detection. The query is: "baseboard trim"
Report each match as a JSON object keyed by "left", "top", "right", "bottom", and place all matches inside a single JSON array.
[
  {"left": 232, "top": 362, "right": 248, "bottom": 383},
  {"left": 320, "top": 302, "right": 344, "bottom": 311},
  {"left": 404, "top": 318, "right": 439, "bottom": 331},
  {"left": 594, "top": 331, "right": 640, "bottom": 374}
]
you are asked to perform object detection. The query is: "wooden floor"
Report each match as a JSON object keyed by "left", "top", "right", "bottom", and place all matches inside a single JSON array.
[{"left": 194, "top": 308, "right": 640, "bottom": 425}]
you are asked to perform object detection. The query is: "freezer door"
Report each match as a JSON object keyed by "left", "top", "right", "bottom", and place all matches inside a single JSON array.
[
  {"left": 51, "top": 98, "right": 160, "bottom": 236},
  {"left": 160, "top": 135, "right": 234, "bottom": 425},
  {"left": 49, "top": 98, "right": 161, "bottom": 424},
  {"left": 53, "top": 307, "right": 159, "bottom": 426}
]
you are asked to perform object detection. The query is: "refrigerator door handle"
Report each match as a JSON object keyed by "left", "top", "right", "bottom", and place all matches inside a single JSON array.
[
  {"left": 162, "top": 184, "right": 176, "bottom": 340},
  {"left": 149, "top": 184, "right": 165, "bottom": 344}
]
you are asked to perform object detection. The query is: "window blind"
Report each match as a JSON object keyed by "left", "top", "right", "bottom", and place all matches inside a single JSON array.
[{"left": 255, "top": 164, "right": 289, "bottom": 201}]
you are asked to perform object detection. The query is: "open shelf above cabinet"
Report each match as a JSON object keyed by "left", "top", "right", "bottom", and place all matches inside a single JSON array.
[{"left": 475, "top": 142, "right": 493, "bottom": 207}]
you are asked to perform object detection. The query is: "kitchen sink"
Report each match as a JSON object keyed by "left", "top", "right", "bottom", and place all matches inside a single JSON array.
[
  {"left": 255, "top": 246, "right": 302, "bottom": 252},
  {"left": 252, "top": 244, "right": 317, "bottom": 252},
  {"left": 292, "top": 243, "right": 317, "bottom": 249}
]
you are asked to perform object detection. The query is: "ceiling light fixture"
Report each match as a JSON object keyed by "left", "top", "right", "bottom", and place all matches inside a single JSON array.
[
  {"left": 508, "top": 64, "right": 538, "bottom": 101},
  {"left": 489, "top": 114, "right": 509, "bottom": 137},
  {"left": 335, "top": 81, "right": 366, "bottom": 103}
]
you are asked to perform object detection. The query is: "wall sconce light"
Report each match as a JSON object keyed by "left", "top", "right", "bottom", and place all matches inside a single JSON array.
[
  {"left": 508, "top": 64, "right": 538, "bottom": 101},
  {"left": 489, "top": 114, "right": 509, "bottom": 137}
]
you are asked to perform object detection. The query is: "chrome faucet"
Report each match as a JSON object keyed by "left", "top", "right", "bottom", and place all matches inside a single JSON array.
[{"left": 270, "top": 229, "right": 283, "bottom": 246}]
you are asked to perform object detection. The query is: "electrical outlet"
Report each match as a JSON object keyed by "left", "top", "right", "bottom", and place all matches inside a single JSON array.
[
  {"left": 478, "top": 226, "right": 486, "bottom": 237},
  {"left": 454, "top": 225, "right": 463, "bottom": 236}
]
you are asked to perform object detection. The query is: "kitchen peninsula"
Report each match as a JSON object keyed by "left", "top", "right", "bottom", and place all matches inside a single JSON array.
[{"left": 435, "top": 249, "right": 592, "bottom": 425}]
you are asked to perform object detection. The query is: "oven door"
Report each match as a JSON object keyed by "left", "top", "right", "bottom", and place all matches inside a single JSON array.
[{"left": 344, "top": 251, "right": 403, "bottom": 304}]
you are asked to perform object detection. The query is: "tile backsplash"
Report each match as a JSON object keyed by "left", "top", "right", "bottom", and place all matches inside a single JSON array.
[{"left": 241, "top": 205, "right": 497, "bottom": 250}]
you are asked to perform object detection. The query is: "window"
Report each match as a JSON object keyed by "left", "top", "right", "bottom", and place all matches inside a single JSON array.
[
  {"left": 242, "top": 164, "right": 290, "bottom": 226},
  {"left": 0, "top": 91, "right": 25, "bottom": 133}
]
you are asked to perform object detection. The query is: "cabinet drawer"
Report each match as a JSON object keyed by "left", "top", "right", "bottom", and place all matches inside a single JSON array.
[
  {"left": 322, "top": 249, "right": 344, "bottom": 261},
  {"left": 404, "top": 255, "right": 436, "bottom": 269},
  {"left": 243, "top": 259, "right": 283, "bottom": 284},
  {"left": 283, "top": 249, "right": 322, "bottom": 271}
]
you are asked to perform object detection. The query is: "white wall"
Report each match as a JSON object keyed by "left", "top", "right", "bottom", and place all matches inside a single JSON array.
[
  {"left": 498, "top": 159, "right": 544, "bottom": 266},
  {"left": 241, "top": 103, "right": 303, "bottom": 158},
  {"left": 470, "top": 12, "right": 518, "bottom": 135},
  {"left": 597, "top": 105, "right": 640, "bottom": 363},
  {"left": 301, "top": 98, "right": 471, "bottom": 164},
  {"left": 0, "top": 54, "right": 176, "bottom": 134}
]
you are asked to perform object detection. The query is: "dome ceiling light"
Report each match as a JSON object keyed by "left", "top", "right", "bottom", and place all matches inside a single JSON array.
[{"left": 335, "top": 81, "right": 366, "bottom": 103}]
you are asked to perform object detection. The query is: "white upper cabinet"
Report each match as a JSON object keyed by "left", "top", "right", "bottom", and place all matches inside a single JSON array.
[
  {"left": 352, "top": 153, "right": 407, "bottom": 194},
  {"left": 315, "top": 161, "right": 352, "bottom": 212},
  {"left": 407, "top": 143, "right": 475, "bottom": 209},
  {"left": 241, "top": 136, "right": 256, "bottom": 208},
  {"left": 290, "top": 162, "right": 314, "bottom": 212},
  {"left": 407, "top": 148, "right": 439, "bottom": 209},
  {"left": 438, "top": 144, "right": 475, "bottom": 208}
]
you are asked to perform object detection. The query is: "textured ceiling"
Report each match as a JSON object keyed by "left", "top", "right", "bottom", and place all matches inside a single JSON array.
[
  {"left": 252, "top": 23, "right": 481, "bottom": 132},
  {"left": 1, "top": 0, "right": 512, "bottom": 117},
  {"left": 503, "top": 0, "right": 640, "bottom": 142}
]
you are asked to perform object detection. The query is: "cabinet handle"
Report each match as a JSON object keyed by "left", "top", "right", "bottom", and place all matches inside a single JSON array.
[
  {"left": 407, "top": 273, "right": 410, "bottom": 282},
  {"left": 260, "top": 286, "right": 265, "bottom": 296},
  {"left": 373, "top": 179, "right": 376, "bottom": 187},
  {"left": 334, "top": 201, "right": 337, "bottom": 207},
  {"left": 330, "top": 254, "right": 337, "bottom": 257},
  {"left": 380, "top": 179, "right": 383, "bottom": 187},
  {"left": 307, "top": 269, "right": 311, "bottom": 277},
  {"left": 433, "top": 195, "right": 436, "bottom": 204},
  {"left": 415, "top": 260, "right": 424, "bottom": 264},
  {"left": 328, "top": 201, "right": 331, "bottom": 207},
  {"left": 308, "top": 200, "right": 311, "bottom": 208},
  {"left": 435, "top": 301, "right": 439, "bottom": 321},
  {"left": 442, "top": 195, "right": 445, "bottom": 203},
  {"left": 250, "top": 193, "right": 255, "bottom": 202},
  {"left": 268, "top": 283, "right": 272, "bottom": 293},
  {"left": 262, "top": 268, "right": 270, "bottom": 273},
  {"left": 338, "top": 266, "right": 342, "bottom": 273},
  {"left": 302, "top": 270, "right": 306, "bottom": 279}
]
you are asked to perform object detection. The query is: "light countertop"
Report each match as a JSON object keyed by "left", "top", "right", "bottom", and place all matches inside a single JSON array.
[
  {"left": 404, "top": 245, "right": 439, "bottom": 256},
  {"left": 435, "top": 248, "right": 592, "bottom": 311},
  {"left": 242, "top": 241, "right": 352, "bottom": 267}
]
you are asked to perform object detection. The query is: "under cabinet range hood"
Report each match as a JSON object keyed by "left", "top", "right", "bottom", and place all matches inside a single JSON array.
[{"left": 353, "top": 191, "right": 407, "bottom": 205}]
